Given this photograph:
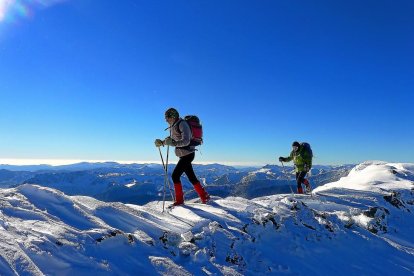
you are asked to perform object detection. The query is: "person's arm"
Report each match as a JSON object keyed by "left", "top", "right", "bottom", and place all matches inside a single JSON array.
[{"left": 279, "top": 151, "right": 293, "bottom": 162}]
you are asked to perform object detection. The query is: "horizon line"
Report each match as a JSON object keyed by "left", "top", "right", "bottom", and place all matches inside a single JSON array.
[
  {"left": 0, "top": 158, "right": 360, "bottom": 167},
  {"left": 0, "top": 158, "right": 268, "bottom": 167}
]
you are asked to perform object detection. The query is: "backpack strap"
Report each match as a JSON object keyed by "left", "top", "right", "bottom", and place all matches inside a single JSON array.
[{"left": 175, "top": 119, "right": 184, "bottom": 134}]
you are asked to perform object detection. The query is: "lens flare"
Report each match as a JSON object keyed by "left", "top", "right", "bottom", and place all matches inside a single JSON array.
[
  {"left": 0, "top": 0, "right": 15, "bottom": 22},
  {"left": 0, "top": 0, "right": 67, "bottom": 23}
]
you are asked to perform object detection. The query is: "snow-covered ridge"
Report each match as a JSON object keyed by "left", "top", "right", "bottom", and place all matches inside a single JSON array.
[
  {"left": 315, "top": 161, "right": 414, "bottom": 192},
  {"left": 0, "top": 161, "right": 413, "bottom": 275}
]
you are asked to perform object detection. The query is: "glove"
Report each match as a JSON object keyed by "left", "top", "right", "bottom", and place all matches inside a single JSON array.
[
  {"left": 279, "top": 157, "right": 285, "bottom": 162},
  {"left": 164, "top": 137, "right": 175, "bottom": 146},
  {"left": 154, "top": 139, "right": 164, "bottom": 147}
]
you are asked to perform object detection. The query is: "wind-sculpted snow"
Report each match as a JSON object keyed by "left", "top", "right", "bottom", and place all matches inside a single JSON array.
[{"left": 0, "top": 161, "right": 413, "bottom": 275}]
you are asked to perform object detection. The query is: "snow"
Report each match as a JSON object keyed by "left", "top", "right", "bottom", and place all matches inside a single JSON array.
[
  {"left": 314, "top": 161, "right": 414, "bottom": 193},
  {"left": 125, "top": 180, "right": 137, "bottom": 188},
  {"left": 0, "top": 161, "right": 413, "bottom": 275}
]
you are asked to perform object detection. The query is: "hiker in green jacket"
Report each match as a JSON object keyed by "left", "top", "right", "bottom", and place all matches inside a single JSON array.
[{"left": 279, "top": 141, "right": 312, "bottom": 194}]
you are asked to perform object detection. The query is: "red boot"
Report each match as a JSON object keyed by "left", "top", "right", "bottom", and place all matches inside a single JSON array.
[
  {"left": 173, "top": 182, "right": 184, "bottom": 206},
  {"left": 297, "top": 186, "right": 303, "bottom": 194},
  {"left": 193, "top": 182, "right": 210, "bottom": 203},
  {"left": 303, "top": 179, "right": 311, "bottom": 193}
]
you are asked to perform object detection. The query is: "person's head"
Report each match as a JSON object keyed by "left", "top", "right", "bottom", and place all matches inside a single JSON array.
[
  {"left": 165, "top": 107, "right": 179, "bottom": 125},
  {"left": 292, "top": 141, "right": 300, "bottom": 152}
]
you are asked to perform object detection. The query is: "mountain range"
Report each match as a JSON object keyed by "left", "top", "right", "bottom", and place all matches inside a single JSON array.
[{"left": 0, "top": 163, "right": 354, "bottom": 205}]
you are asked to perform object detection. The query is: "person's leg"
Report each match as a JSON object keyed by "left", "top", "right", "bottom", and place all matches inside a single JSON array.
[
  {"left": 181, "top": 152, "right": 196, "bottom": 182},
  {"left": 183, "top": 153, "right": 210, "bottom": 203},
  {"left": 296, "top": 172, "right": 304, "bottom": 194},
  {"left": 303, "top": 176, "right": 311, "bottom": 193},
  {"left": 171, "top": 157, "right": 186, "bottom": 205}
]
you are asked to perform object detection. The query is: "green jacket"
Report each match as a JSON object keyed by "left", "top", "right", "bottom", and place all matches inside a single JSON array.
[{"left": 282, "top": 145, "right": 312, "bottom": 172}]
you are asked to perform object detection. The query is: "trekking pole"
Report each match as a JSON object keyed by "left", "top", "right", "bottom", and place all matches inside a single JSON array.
[
  {"left": 281, "top": 161, "right": 295, "bottom": 195},
  {"left": 158, "top": 147, "right": 167, "bottom": 212},
  {"left": 165, "top": 145, "right": 175, "bottom": 201},
  {"left": 166, "top": 131, "right": 175, "bottom": 202}
]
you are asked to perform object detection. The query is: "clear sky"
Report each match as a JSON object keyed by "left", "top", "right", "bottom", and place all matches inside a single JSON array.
[{"left": 0, "top": 0, "right": 413, "bottom": 166}]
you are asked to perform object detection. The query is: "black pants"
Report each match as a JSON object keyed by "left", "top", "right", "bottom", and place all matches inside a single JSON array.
[
  {"left": 172, "top": 152, "right": 199, "bottom": 184},
  {"left": 296, "top": 171, "right": 307, "bottom": 189}
]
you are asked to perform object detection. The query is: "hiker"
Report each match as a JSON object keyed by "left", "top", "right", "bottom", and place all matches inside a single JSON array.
[
  {"left": 154, "top": 107, "right": 209, "bottom": 206},
  {"left": 279, "top": 141, "right": 312, "bottom": 194}
]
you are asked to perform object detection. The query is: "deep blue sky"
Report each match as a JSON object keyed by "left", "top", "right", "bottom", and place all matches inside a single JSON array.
[{"left": 0, "top": 0, "right": 413, "bottom": 165}]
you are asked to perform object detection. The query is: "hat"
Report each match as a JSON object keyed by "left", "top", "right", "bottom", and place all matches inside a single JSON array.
[
  {"left": 292, "top": 141, "right": 300, "bottom": 147},
  {"left": 165, "top": 108, "right": 179, "bottom": 119}
]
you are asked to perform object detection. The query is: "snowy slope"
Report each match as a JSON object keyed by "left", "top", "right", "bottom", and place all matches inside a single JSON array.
[{"left": 0, "top": 161, "right": 413, "bottom": 275}]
